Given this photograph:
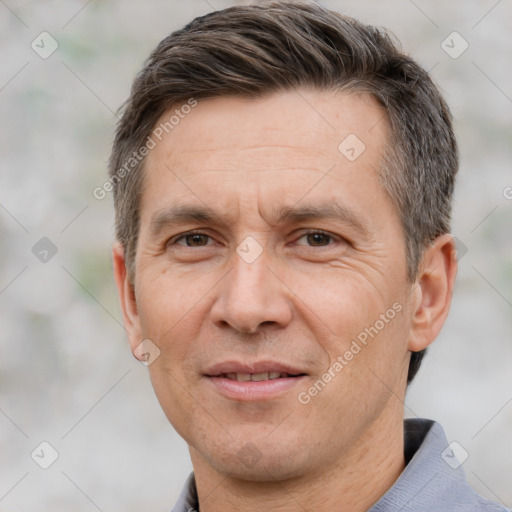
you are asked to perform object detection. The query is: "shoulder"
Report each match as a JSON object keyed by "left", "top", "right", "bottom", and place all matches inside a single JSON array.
[
  {"left": 472, "top": 494, "right": 510, "bottom": 512},
  {"left": 370, "top": 419, "right": 510, "bottom": 512}
]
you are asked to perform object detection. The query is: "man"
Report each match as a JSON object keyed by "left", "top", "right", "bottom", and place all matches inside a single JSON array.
[{"left": 109, "top": 2, "right": 508, "bottom": 511}]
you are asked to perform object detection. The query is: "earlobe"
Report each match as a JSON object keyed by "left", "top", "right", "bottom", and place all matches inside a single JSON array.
[
  {"left": 408, "top": 234, "right": 458, "bottom": 353},
  {"left": 112, "top": 242, "right": 143, "bottom": 354}
]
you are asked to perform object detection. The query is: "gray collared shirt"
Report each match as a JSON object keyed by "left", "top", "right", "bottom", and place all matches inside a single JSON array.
[{"left": 171, "top": 418, "right": 509, "bottom": 511}]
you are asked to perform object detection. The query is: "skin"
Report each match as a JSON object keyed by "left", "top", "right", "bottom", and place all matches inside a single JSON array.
[{"left": 113, "top": 90, "right": 457, "bottom": 511}]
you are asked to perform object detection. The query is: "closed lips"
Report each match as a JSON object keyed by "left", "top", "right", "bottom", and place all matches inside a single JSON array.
[
  {"left": 205, "top": 362, "right": 308, "bottom": 401},
  {"left": 220, "top": 372, "right": 304, "bottom": 381}
]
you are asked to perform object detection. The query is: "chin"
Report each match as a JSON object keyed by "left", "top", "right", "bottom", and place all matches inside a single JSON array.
[
  {"left": 197, "top": 434, "right": 315, "bottom": 482},
  {"left": 214, "top": 454, "right": 306, "bottom": 482}
]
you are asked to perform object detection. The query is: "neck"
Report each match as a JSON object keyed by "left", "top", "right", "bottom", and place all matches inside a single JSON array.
[{"left": 191, "top": 410, "right": 405, "bottom": 512}]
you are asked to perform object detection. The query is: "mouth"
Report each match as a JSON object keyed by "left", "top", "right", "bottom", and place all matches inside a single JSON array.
[
  {"left": 205, "top": 362, "right": 308, "bottom": 401},
  {"left": 217, "top": 372, "right": 306, "bottom": 382}
]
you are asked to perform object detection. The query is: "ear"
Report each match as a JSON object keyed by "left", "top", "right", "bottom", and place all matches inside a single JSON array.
[
  {"left": 112, "top": 242, "right": 143, "bottom": 357},
  {"left": 408, "top": 234, "right": 458, "bottom": 352}
]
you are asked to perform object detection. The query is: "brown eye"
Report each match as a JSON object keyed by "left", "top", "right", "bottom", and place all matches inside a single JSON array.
[
  {"left": 305, "top": 232, "right": 332, "bottom": 246},
  {"left": 184, "top": 234, "right": 209, "bottom": 246},
  {"left": 173, "top": 232, "right": 213, "bottom": 247}
]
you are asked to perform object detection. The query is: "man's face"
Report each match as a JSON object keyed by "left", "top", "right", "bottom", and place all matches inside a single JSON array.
[{"left": 124, "top": 90, "right": 419, "bottom": 479}]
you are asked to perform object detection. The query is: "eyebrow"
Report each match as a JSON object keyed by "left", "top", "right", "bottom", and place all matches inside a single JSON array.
[
  {"left": 149, "top": 205, "right": 227, "bottom": 238},
  {"left": 149, "top": 201, "right": 369, "bottom": 238},
  {"left": 270, "top": 202, "right": 368, "bottom": 233}
]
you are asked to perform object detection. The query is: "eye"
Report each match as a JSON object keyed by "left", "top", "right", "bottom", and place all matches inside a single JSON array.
[
  {"left": 171, "top": 231, "right": 214, "bottom": 247},
  {"left": 295, "top": 230, "right": 337, "bottom": 247}
]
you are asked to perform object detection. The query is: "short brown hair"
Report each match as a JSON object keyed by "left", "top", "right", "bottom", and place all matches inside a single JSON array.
[{"left": 108, "top": 1, "right": 458, "bottom": 383}]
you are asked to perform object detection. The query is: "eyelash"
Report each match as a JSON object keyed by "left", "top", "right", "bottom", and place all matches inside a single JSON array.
[
  {"left": 168, "top": 229, "right": 340, "bottom": 248},
  {"left": 170, "top": 230, "right": 216, "bottom": 247},
  {"left": 293, "top": 229, "right": 338, "bottom": 247}
]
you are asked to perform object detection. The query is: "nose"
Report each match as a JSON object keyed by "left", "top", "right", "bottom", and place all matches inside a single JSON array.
[{"left": 210, "top": 246, "right": 293, "bottom": 334}]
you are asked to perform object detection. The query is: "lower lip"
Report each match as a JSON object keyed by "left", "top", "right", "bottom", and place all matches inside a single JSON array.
[{"left": 206, "top": 376, "right": 305, "bottom": 401}]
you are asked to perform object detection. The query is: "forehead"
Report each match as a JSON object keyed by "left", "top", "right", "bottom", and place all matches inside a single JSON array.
[
  {"left": 150, "top": 90, "right": 385, "bottom": 162},
  {"left": 140, "top": 90, "right": 390, "bottom": 222}
]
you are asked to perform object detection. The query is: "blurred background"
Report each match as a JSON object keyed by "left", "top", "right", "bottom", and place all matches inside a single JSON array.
[{"left": 1, "top": 0, "right": 511, "bottom": 510}]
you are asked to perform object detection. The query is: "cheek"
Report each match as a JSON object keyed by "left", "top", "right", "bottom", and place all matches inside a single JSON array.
[
  {"left": 135, "top": 271, "right": 208, "bottom": 367},
  {"left": 297, "top": 272, "right": 408, "bottom": 372},
  {"left": 293, "top": 273, "right": 390, "bottom": 336},
  {"left": 298, "top": 305, "right": 410, "bottom": 441},
  {"left": 326, "top": 302, "right": 411, "bottom": 411},
  {"left": 138, "top": 273, "right": 210, "bottom": 434}
]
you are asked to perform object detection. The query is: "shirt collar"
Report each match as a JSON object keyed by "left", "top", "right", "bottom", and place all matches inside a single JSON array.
[{"left": 370, "top": 418, "right": 506, "bottom": 511}]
